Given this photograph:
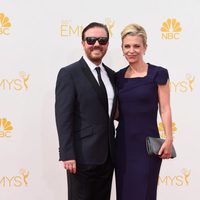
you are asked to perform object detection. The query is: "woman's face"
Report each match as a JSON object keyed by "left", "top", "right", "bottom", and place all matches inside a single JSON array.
[{"left": 122, "top": 35, "right": 147, "bottom": 65}]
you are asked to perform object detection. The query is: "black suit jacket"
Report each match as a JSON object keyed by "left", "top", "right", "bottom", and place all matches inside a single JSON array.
[{"left": 55, "top": 57, "right": 117, "bottom": 165}]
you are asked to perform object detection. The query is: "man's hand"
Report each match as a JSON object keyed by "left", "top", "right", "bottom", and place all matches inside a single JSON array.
[{"left": 63, "top": 160, "right": 76, "bottom": 174}]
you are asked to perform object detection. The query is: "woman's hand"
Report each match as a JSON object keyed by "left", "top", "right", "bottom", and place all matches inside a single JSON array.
[{"left": 158, "top": 138, "right": 173, "bottom": 159}]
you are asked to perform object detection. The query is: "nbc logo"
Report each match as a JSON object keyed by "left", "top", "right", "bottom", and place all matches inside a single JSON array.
[
  {"left": 158, "top": 121, "right": 177, "bottom": 139},
  {"left": 0, "top": 13, "right": 11, "bottom": 35},
  {"left": 161, "top": 18, "right": 182, "bottom": 39},
  {"left": 0, "top": 118, "right": 13, "bottom": 138}
]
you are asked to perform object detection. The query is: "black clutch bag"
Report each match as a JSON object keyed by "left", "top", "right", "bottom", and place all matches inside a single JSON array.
[{"left": 146, "top": 136, "right": 176, "bottom": 158}]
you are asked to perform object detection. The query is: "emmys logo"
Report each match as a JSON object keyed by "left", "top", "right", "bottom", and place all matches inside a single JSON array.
[
  {"left": 0, "top": 72, "right": 30, "bottom": 91},
  {"left": 159, "top": 168, "right": 191, "bottom": 187},
  {"left": 60, "top": 18, "right": 115, "bottom": 37},
  {"left": 158, "top": 121, "right": 177, "bottom": 139},
  {"left": 161, "top": 18, "right": 182, "bottom": 39},
  {"left": 0, "top": 118, "right": 13, "bottom": 138},
  {"left": 60, "top": 20, "right": 83, "bottom": 37},
  {"left": 0, "top": 169, "right": 29, "bottom": 188},
  {"left": 170, "top": 74, "right": 195, "bottom": 93},
  {"left": 105, "top": 18, "right": 115, "bottom": 37},
  {"left": 0, "top": 13, "right": 11, "bottom": 35}
]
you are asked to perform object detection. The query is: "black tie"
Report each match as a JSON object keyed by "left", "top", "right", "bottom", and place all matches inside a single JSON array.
[{"left": 95, "top": 67, "right": 108, "bottom": 113}]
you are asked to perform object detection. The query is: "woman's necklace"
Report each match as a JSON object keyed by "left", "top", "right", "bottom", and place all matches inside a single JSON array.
[{"left": 127, "top": 64, "right": 148, "bottom": 78}]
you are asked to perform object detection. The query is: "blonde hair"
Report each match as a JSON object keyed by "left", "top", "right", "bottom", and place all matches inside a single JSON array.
[{"left": 121, "top": 23, "right": 147, "bottom": 46}]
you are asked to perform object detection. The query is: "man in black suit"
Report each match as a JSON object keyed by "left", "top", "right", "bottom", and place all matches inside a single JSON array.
[{"left": 55, "top": 22, "right": 116, "bottom": 200}]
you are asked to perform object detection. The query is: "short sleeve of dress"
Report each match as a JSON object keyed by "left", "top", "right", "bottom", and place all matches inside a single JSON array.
[{"left": 155, "top": 67, "right": 169, "bottom": 85}]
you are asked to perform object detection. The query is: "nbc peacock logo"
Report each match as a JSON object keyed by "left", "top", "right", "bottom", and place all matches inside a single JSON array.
[
  {"left": 0, "top": 118, "right": 13, "bottom": 138},
  {"left": 0, "top": 13, "right": 11, "bottom": 35},
  {"left": 161, "top": 18, "right": 182, "bottom": 39},
  {"left": 158, "top": 121, "right": 177, "bottom": 139}
]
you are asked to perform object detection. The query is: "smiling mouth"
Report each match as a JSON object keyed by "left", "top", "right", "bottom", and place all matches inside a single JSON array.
[
  {"left": 92, "top": 49, "right": 102, "bottom": 53},
  {"left": 128, "top": 55, "right": 136, "bottom": 58}
]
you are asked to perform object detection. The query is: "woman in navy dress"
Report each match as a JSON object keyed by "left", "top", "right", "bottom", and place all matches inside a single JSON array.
[{"left": 115, "top": 23, "right": 174, "bottom": 200}]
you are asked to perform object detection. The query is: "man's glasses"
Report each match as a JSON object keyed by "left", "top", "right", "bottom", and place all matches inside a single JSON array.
[{"left": 84, "top": 37, "right": 109, "bottom": 45}]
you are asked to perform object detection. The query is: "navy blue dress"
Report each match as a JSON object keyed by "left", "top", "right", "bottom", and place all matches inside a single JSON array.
[{"left": 115, "top": 64, "right": 169, "bottom": 200}]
